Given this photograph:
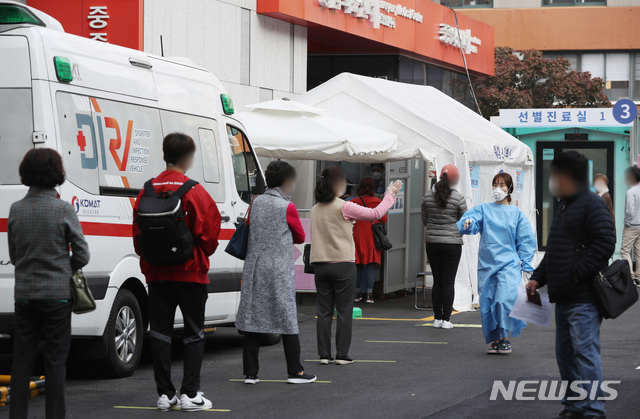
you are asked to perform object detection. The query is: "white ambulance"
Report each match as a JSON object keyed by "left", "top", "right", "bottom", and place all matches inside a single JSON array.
[{"left": 0, "top": 1, "right": 269, "bottom": 377}]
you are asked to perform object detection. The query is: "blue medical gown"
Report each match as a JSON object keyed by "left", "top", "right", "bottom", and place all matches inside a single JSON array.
[{"left": 456, "top": 203, "right": 537, "bottom": 343}]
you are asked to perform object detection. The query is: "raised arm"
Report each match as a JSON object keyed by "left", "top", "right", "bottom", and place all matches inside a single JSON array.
[
  {"left": 457, "top": 205, "right": 483, "bottom": 235},
  {"left": 343, "top": 192, "right": 396, "bottom": 222}
]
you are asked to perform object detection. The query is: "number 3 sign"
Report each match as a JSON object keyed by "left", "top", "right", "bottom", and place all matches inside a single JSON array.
[{"left": 613, "top": 99, "right": 638, "bottom": 125}]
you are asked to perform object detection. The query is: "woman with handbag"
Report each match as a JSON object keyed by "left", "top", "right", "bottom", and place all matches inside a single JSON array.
[
  {"left": 421, "top": 165, "right": 467, "bottom": 329},
  {"left": 8, "top": 149, "right": 90, "bottom": 419},
  {"left": 235, "top": 161, "right": 317, "bottom": 385},
  {"left": 310, "top": 165, "right": 401, "bottom": 365},
  {"left": 353, "top": 177, "right": 388, "bottom": 304}
]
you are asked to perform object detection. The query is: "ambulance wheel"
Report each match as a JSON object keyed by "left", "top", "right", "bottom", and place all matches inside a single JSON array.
[
  {"left": 260, "top": 334, "right": 282, "bottom": 346},
  {"left": 379, "top": 294, "right": 388, "bottom": 301},
  {"left": 102, "top": 289, "right": 144, "bottom": 378}
]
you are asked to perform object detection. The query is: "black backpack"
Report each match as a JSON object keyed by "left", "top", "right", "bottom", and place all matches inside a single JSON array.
[{"left": 137, "top": 178, "right": 199, "bottom": 266}]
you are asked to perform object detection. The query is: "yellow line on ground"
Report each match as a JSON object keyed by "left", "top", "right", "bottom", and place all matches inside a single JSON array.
[
  {"left": 303, "top": 359, "right": 396, "bottom": 363},
  {"left": 418, "top": 323, "right": 483, "bottom": 328},
  {"left": 365, "top": 340, "right": 448, "bottom": 344},
  {"left": 356, "top": 315, "right": 435, "bottom": 321},
  {"left": 114, "top": 406, "right": 230, "bottom": 412},
  {"left": 228, "top": 379, "right": 331, "bottom": 384}
]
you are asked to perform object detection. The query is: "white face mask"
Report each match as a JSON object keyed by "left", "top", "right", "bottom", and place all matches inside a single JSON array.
[
  {"left": 594, "top": 182, "right": 607, "bottom": 193},
  {"left": 372, "top": 172, "right": 383, "bottom": 181},
  {"left": 493, "top": 187, "right": 508, "bottom": 202},
  {"left": 548, "top": 179, "right": 560, "bottom": 197}
]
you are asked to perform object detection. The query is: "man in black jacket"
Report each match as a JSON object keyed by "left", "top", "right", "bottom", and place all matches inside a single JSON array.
[{"left": 528, "top": 151, "right": 615, "bottom": 419}]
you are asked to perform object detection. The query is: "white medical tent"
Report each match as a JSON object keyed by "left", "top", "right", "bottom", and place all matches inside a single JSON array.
[{"left": 246, "top": 73, "right": 536, "bottom": 311}]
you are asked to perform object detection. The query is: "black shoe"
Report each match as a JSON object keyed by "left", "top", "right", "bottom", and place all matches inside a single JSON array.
[
  {"left": 634, "top": 279, "right": 640, "bottom": 288},
  {"left": 354, "top": 292, "right": 362, "bottom": 302},
  {"left": 244, "top": 375, "right": 259, "bottom": 384},
  {"left": 499, "top": 339, "right": 512, "bottom": 354},
  {"left": 582, "top": 416, "right": 604, "bottom": 419},
  {"left": 365, "top": 293, "right": 374, "bottom": 304},
  {"left": 335, "top": 356, "right": 354, "bottom": 365},
  {"left": 287, "top": 372, "right": 317, "bottom": 384},
  {"left": 319, "top": 356, "right": 334, "bottom": 365},
  {"left": 487, "top": 341, "right": 499, "bottom": 354},
  {"left": 558, "top": 410, "right": 584, "bottom": 418}
]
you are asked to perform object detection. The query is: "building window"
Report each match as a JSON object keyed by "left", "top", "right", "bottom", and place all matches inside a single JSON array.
[
  {"left": 634, "top": 54, "right": 640, "bottom": 100},
  {"left": 542, "top": 0, "right": 606, "bottom": 6},
  {"left": 440, "top": 0, "right": 493, "bottom": 8},
  {"left": 605, "top": 53, "right": 630, "bottom": 100}
]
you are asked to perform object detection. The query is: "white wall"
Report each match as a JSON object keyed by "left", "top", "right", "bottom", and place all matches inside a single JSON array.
[{"left": 144, "top": 0, "right": 307, "bottom": 111}]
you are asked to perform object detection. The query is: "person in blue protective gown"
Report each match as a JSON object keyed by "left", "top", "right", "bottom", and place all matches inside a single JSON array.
[{"left": 457, "top": 172, "right": 537, "bottom": 355}]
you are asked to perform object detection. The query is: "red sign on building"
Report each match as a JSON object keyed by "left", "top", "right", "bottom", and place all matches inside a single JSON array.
[{"left": 27, "top": 0, "right": 143, "bottom": 51}]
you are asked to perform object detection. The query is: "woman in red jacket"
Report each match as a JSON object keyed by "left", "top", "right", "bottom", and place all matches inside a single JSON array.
[{"left": 353, "top": 177, "right": 388, "bottom": 304}]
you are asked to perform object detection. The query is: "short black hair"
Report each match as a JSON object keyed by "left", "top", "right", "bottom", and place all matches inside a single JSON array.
[
  {"left": 265, "top": 160, "right": 296, "bottom": 188},
  {"left": 626, "top": 166, "right": 640, "bottom": 183},
  {"left": 163, "top": 133, "right": 196, "bottom": 165},
  {"left": 550, "top": 150, "right": 588, "bottom": 184},
  {"left": 19, "top": 148, "right": 65, "bottom": 188},
  {"left": 371, "top": 163, "right": 385, "bottom": 171}
]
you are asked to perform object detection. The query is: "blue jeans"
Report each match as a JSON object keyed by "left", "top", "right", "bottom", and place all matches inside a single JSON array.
[
  {"left": 356, "top": 264, "right": 376, "bottom": 294},
  {"left": 555, "top": 302, "right": 605, "bottom": 417}
]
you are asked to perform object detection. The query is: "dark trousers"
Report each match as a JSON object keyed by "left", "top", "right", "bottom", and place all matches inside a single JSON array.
[
  {"left": 148, "top": 281, "right": 207, "bottom": 398},
  {"left": 10, "top": 300, "right": 72, "bottom": 419},
  {"left": 242, "top": 332, "right": 303, "bottom": 376},
  {"left": 356, "top": 263, "right": 376, "bottom": 294},
  {"left": 426, "top": 243, "right": 462, "bottom": 321},
  {"left": 314, "top": 262, "right": 357, "bottom": 358}
]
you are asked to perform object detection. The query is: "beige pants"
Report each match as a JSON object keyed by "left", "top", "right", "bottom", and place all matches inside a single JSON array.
[{"left": 621, "top": 226, "right": 640, "bottom": 280}]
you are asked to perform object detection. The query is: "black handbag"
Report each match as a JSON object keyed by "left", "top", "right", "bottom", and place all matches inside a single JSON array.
[
  {"left": 303, "top": 243, "right": 314, "bottom": 274},
  {"left": 561, "top": 211, "right": 638, "bottom": 319},
  {"left": 225, "top": 196, "right": 256, "bottom": 260},
  {"left": 360, "top": 198, "right": 393, "bottom": 251}
]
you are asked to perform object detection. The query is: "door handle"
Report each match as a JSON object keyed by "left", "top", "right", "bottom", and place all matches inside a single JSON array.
[
  {"left": 237, "top": 216, "right": 246, "bottom": 223},
  {"left": 221, "top": 215, "right": 231, "bottom": 222}
]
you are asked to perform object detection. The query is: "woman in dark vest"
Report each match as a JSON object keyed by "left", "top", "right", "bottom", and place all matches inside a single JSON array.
[{"left": 235, "top": 161, "right": 316, "bottom": 384}]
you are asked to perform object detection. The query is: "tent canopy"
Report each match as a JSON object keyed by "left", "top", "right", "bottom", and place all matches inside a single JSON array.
[
  {"left": 294, "top": 73, "right": 533, "bottom": 167},
  {"left": 238, "top": 99, "right": 399, "bottom": 161}
]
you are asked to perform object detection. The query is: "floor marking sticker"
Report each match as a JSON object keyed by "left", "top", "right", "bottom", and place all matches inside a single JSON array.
[
  {"left": 418, "top": 323, "right": 483, "bottom": 328},
  {"left": 303, "top": 359, "right": 396, "bottom": 363},
  {"left": 114, "top": 406, "right": 230, "bottom": 412},
  {"left": 228, "top": 379, "right": 331, "bottom": 384},
  {"left": 365, "top": 340, "right": 448, "bottom": 344}
]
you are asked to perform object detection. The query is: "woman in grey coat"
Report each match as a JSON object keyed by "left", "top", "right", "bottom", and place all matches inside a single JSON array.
[
  {"left": 421, "top": 164, "right": 467, "bottom": 330},
  {"left": 235, "top": 161, "right": 316, "bottom": 384}
]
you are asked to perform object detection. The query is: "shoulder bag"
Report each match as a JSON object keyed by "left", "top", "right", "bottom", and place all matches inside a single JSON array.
[
  {"left": 70, "top": 270, "right": 96, "bottom": 314},
  {"left": 360, "top": 197, "right": 393, "bottom": 251},
  {"left": 561, "top": 211, "right": 637, "bottom": 319},
  {"left": 225, "top": 196, "right": 257, "bottom": 261},
  {"left": 303, "top": 243, "right": 314, "bottom": 274}
]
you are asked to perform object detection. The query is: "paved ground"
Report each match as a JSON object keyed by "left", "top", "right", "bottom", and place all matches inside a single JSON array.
[{"left": 1, "top": 292, "right": 639, "bottom": 419}]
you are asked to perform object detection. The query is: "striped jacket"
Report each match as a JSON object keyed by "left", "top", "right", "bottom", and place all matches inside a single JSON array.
[{"left": 8, "top": 187, "right": 90, "bottom": 300}]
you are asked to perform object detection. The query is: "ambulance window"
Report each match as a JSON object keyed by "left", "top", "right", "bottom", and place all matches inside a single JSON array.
[
  {"left": 198, "top": 128, "right": 220, "bottom": 183},
  {"left": 226, "top": 125, "right": 265, "bottom": 203},
  {"left": 0, "top": 89, "right": 33, "bottom": 184}
]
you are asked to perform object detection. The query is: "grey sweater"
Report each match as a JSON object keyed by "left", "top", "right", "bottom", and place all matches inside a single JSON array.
[
  {"left": 421, "top": 189, "right": 467, "bottom": 245},
  {"left": 8, "top": 188, "right": 90, "bottom": 300},
  {"left": 624, "top": 184, "right": 640, "bottom": 228}
]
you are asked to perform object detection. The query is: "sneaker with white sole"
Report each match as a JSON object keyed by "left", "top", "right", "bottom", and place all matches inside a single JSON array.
[
  {"left": 244, "top": 376, "right": 259, "bottom": 384},
  {"left": 441, "top": 321, "right": 454, "bottom": 329},
  {"left": 157, "top": 394, "right": 180, "bottom": 411},
  {"left": 335, "top": 357, "right": 354, "bottom": 365},
  {"left": 180, "top": 392, "right": 212, "bottom": 412},
  {"left": 320, "top": 357, "right": 334, "bottom": 365},
  {"left": 287, "top": 372, "right": 317, "bottom": 384},
  {"left": 432, "top": 319, "right": 443, "bottom": 328}
]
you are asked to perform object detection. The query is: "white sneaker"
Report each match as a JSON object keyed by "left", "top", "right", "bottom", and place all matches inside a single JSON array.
[
  {"left": 157, "top": 394, "right": 180, "bottom": 411},
  {"left": 442, "top": 321, "right": 454, "bottom": 329},
  {"left": 180, "top": 392, "right": 212, "bottom": 412},
  {"left": 433, "top": 319, "right": 443, "bottom": 328}
]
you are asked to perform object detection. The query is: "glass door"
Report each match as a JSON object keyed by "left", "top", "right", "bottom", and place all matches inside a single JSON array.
[{"left": 535, "top": 141, "right": 614, "bottom": 250}]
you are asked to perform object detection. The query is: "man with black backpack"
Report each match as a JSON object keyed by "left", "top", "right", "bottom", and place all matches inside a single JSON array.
[
  {"left": 133, "top": 133, "right": 221, "bottom": 412},
  {"left": 527, "top": 151, "right": 615, "bottom": 419}
]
